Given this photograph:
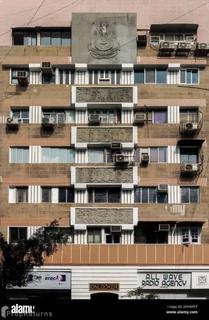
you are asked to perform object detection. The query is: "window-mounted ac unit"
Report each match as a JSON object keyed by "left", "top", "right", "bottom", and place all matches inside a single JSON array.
[
  {"left": 88, "top": 114, "right": 101, "bottom": 125},
  {"left": 42, "top": 117, "right": 55, "bottom": 125},
  {"left": 110, "top": 226, "right": 122, "bottom": 233},
  {"left": 157, "top": 184, "right": 168, "bottom": 193},
  {"left": 141, "top": 152, "right": 149, "bottom": 163},
  {"left": 159, "top": 41, "right": 176, "bottom": 50},
  {"left": 134, "top": 113, "right": 146, "bottom": 124},
  {"left": 183, "top": 122, "right": 198, "bottom": 131},
  {"left": 114, "top": 154, "right": 129, "bottom": 164},
  {"left": 111, "top": 143, "right": 122, "bottom": 150},
  {"left": 181, "top": 163, "right": 199, "bottom": 173},
  {"left": 196, "top": 42, "right": 209, "bottom": 50},
  {"left": 41, "top": 62, "right": 52, "bottom": 74},
  {"left": 16, "top": 71, "right": 29, "bottom": 86},
  {"left": 158, "top": 224, "right": 170, "bottom": 232},
  {"left": 177, "top": 42, "right": 192, "bottom": 50}
]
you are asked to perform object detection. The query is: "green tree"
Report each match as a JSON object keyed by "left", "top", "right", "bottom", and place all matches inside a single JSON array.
[{"left": 0, "top": 219, "right": 67, "bottom": 301}]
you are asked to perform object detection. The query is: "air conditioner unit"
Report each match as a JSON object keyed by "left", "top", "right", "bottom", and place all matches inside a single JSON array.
[
  {"left": 16, "top": 71, "right": 29, "bottom": 86},
  {"left": 114, "top": 154, "right": 129, "bottom": 164},
  {"left": 134, "top": 113, "right": 146, "bottom": 124},
  {"left": 183, "top": 122, "right": 198, "bottom": 131},
  {"left": 110, "top": 226, "right": 122, "bottom": 233},
  {"left": 88, "top": 114, "right": 101, "bottom": 125},
  {"left": 159, "top": 41, "right": 176, "bottom": 50},
  {"left": 42, "top": 117, "right": 55, "bottom": 126},
  {"left": 177, "top": 42, "right": 192, "bottom": 50},
  {"left": 41, "top": 61, "right": 52, "bottom": 74},
  {"left": 181, "top": 163, "right": 199, "bottom": 173},
  {"left": 157, "top": 184, "right": 168, "bottom": 193},
  {"left": 111, "top": 143, "right": 122, "bottom": 150},
  {"left": 158, "top": 224, "right": 170, "bottom": 232},
  {"left": 196, "top": 42, "right": 209, "bottom": 50},
  {"left": 141, "top": 152, "right": 149, "bottom": 163}
]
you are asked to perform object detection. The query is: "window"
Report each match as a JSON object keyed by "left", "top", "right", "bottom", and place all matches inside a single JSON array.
[
  {"left": 134, "top": 69, "right": 144, "bottom": 83},
  {"left": 11, "top": 109, "right": 29, "bottom": 123},
  {"left": 156, "top": 69, "right": 167, "bottom": 83},
  {"left": 180, "top": 108, "right": 198, "bottom": 122},
  {"left": 88, "top": 110, "right": 120, "bottom": 124},
  {"left": 42, "top": 148, "right": 75, "bottom": 163},
  {"left": 88, "top": 149, "right": 104, "bottom": 163},
  {"left": 44, "top": 227, "right": 73, "bottom": 243},
  {"left": 150, "top": 147, "right": 167, "bottom": 163},
  {"left": 42, "top": 109, "right": 75, "bottom": 124},
  {"left": 42, "top": 73, "right": 55, "bottom": 84},
  {"left": 134, "top": 187, "right": 168, "bottom": 203},
  {"left": 42, "top": 187, "right": 51, "bottom": 203},
  {"left": 145, "top": 69, "right": 155, "bottom": 83},
  {"left": 180, "top": 69, "right": 198, "bottom": 84},
  {"left": 152, "top": 110, "right": 167, "bottom": 123},
  {"left": 40, "top": 31, "right": 71, "bottom": 46},
  {"left": 181, "top": 227, "right": 200, "bottom": 244},
  {"left": 16, "top": 188, "right": 28, "bottom": 203},
  {"left": 13, "top": 31, "right": 37, "bottom": 46},
  {"left": 88, "top": 188, "right": 121, "bottom": 203},
  {"left": 181, "top": 187, "right": 199, "bottom": 203},
  {"left": 135, "top": 68, "right": 167, "bottom": 84},
  {"left": 58, "top": 188, "right": 74, "bottom": 203},
  {"left": 87, "top": 228, "right": 101, "bottom": 243},
  {"left": 11, "top": 69, "right": 29, "bottom": 85},
  {"left": 10, "top": 148, "right": 29, "bottom": 163},
  {"left": 180, "top": 148, "right": 198, "bottom": 163},
  {"left": 9, "top": 227, "right": 27, "bottom": 243}
]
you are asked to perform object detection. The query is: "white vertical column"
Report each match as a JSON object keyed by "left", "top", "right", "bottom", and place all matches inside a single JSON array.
[
  {"left": 75, "top": 149, "right": 87, "bottom": 163},
  {"left": 75, "top": 189, "right": 87, "bottom": 203},
  {"left": 55, "top": 67, "right": 60, "bottom": 84},
  {"left": 29, "top": 106, "right": 42, "bottom": 124},
  {"left": 168, "top": 146, "right": 180, "bottom": 163},
  {"left": 28, "top": 186, "right": 41, "bottom": 203},
  {"left": 121, "top": 110, "right": 134, "bottom": 124},
  {"left": 52, "top": 188, "right": 59, "bottom": 203},
  {"left": 168, "top": 186, "right": 180, "bottom": 204},
  {"left": 29, "top": 146, "right": 41, "bottom": 163}
]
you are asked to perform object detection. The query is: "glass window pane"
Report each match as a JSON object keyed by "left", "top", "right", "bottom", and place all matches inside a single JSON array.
[
  {"left": 159, "top": 147, "right": 167, "bottom": 162},
  {"left": 67, "top": 188, "right": 74, "bottom": 203},
  {"left": 40, "top": 32, "right": 51, "bottom": 45},
  {"left": 13, "top": 32, "right": 24, "bottom": 45},
  {"left": 51, "top": 32, "right": 61, "bottom": 45},
  {"left": 149, "top": 188, "right": 156, "bottom": 203},
  {"left": 180, "top": 70, "right": 186, "bottom": 83},
  {"left": 94, "top": 189, "right": 107, "bottom": 202},
  {"left": 134, "top": 70, "right": 144, "bottom": 83},
  {"left": 186, "top": 70, "right": 191, "bottom": 84},
  {"left": 108, "top": 188, "right": 121, "bottom": 203},
  {"left": 42, "top": 188, "right": 51, "bottom": 202},
  {"left": 59, "top": 188, "right": 66, "bottom": 202},
  {"left": 191, "top": 228, "right": 199, "bottom": 243},
  {"left": 190, "top": 188, "right": 199, "bottom": 203},
  {"left": 17, "top": 188, "right": 28, "bottom": 203},
  {"left": 181, "top": 228, "right": 190, "bottom": 243},
  {"left": 141, "top": 188, "right": 149, "bottom": 203},
  {"left": 157, "top": 192, "right": 168, "bottom": 203},
  {"left": 156, "top": 69, "right": 167, "bottom": 84},
  {"left": 66, "top": 110, "right": 75, "bottom": 123},
  {"left": 150, "top": 148, "right": 158, "bottom": 162},
  {"left": 61, "top": 32, "right": 71, "bottom": 45},
  {"left": 191, "top": 69, "right": 198, "bottom": 84},
  {"left": 134, "top": 187, "right": 141, "bottom": 202},
  {"left": 145, "top": 69, "right": 155, "bottom": 83},
  {"left": 153, "top": 110, "right": 167, "bottom": 123},
  {"left": 88, "top": 149, "right": 104, "bottom": 163},
  {"left": 181, "top": 187, "right": 189, "bottom": 203}
]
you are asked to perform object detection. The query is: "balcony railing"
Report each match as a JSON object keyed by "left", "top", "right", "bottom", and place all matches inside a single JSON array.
[{"left": 44, "top": 244, "right": 209, "bottom": 265}]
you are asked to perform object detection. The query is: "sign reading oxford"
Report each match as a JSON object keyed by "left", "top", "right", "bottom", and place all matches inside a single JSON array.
[{"left": 138, "top": 273, "right": 191, "bottom": 290}]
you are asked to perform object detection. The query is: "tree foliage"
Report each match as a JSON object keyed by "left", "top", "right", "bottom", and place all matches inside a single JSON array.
[{"left": 0, "top": 219, "right": 67, "bottom": 298}]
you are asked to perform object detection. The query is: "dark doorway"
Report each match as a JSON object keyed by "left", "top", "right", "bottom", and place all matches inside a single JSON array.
[{"left": 91, "top": 293, "right": 119, "bottom": 300}]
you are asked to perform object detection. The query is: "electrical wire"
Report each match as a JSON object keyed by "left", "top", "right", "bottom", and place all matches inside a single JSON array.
[{"left": 26, "top": 0, "right": 46, "bottom": 26}]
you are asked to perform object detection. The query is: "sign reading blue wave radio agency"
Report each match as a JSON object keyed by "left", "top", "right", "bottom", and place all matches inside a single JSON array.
[
  {"left": 138, "top": 272, "right": 191, "bottom": 290},
  {"left": 22, "top": 271, "right": 71, "bottom": 290}
]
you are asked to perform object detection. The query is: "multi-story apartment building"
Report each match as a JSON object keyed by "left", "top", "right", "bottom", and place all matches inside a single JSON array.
[{"left": 1, "top": 0, "right": 209, "bottom": 300}]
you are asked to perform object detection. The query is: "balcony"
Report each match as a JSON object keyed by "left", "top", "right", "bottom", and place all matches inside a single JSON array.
[{"left": 44, "top": 244, "right": 209, "bottom": 265}]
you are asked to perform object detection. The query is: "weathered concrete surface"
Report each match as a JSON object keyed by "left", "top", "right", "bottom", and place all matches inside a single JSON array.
[
  {"left": 76, "top": 167, "right": 134, "bottom": 183},
  {"left": 75, "top": 208, "right": 133, "bottom": 224},
  {"left": 77, "top": 127, "right": 133, "bottom": 143}
]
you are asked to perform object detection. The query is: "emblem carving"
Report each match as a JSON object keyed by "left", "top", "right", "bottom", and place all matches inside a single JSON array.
[
  {"left": 88, "top": 21, "right": 120, "bottom": 59},
  {"left": 197, "top": 275, "right": 207, "bottom": 286}
]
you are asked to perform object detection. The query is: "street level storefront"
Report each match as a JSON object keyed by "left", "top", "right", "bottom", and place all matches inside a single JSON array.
[
  {"left": 9, "top": 269, "right": 71, "bottom": 300},
  {"left": 138, "top": 269, "right": 209, "bottom": 299}
]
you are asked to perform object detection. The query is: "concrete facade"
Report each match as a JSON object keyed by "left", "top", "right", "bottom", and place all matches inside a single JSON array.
[{"left": 1, "top": 1, "right": 209, "bottom": 300}]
